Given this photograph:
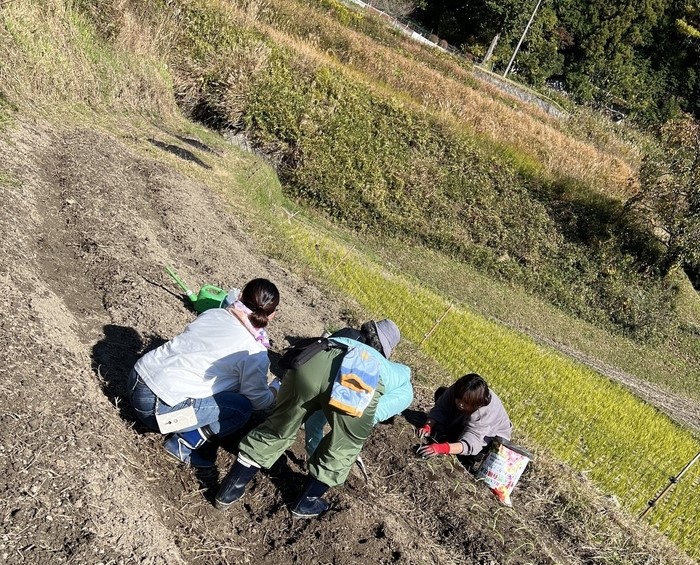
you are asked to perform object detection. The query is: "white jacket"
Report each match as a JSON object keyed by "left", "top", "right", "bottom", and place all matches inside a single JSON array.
[{"left": 134, "top": 308, "right": 274, "bottom": 410}]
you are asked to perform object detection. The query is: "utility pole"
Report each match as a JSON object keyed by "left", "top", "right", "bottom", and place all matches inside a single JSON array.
[
  {"left": 503, "top": 0, "right": 543, "bottom": 78},
  {"left": 482, "top": 33, "right": 500, "bottom": 68}
]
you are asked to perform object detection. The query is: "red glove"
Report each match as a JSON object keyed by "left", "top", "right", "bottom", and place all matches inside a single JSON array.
[
  {"left": 417, "top": 442, "right": 451, "bottom": 458},
  {"left": 416, "top": 423, "right": 432, "bottom": 439}
]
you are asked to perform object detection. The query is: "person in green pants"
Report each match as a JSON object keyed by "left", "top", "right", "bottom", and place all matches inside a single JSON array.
[{"left": 214, "top": 319, "right": 410, "bottom": 518}]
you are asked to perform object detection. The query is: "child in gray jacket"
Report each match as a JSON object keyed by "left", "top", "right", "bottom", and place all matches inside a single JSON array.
[{"left": 416, "top": 373, "right": 511, "bottom": 464}]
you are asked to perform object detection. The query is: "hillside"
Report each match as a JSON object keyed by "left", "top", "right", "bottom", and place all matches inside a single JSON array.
[
  {"left": 1, "top": 0, "right": 699, "bottom": 563},
  {"left": 0, "top": 117, "right": 695, "bottom": 565}
]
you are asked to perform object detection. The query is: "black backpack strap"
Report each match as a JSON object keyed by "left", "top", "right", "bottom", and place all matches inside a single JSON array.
[
  {"left": 278, "top": 337, "right": 348, "bottom": 371},
  {"left": 329, "top": 327, "right": 364, "bottom": 342}
]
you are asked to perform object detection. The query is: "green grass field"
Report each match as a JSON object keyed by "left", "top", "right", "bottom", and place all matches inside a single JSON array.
[{"left": 266, "top": 212, "right": 700, "bottom": 557}]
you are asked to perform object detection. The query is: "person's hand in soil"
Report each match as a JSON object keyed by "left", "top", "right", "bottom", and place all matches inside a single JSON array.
[
  {"left": 416, "top": 423, "right": 432, "bottom": 439},
  {"left": 417, "top": 442, "right": 450, "bottom": 457}
]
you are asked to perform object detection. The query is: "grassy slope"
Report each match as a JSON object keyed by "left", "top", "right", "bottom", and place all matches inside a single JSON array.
[
  {"left": 262, "top": 0, "right": 640, "bottom": 195},
  {"left": 180, "top": 0, "right": 690, "bottom": 348},
  {"left": 2, "top": 0, "right": 699, "bottom": 560},
  {"left": 258, "top": 208, "right": 700, "bottom": 556},
  {"left": 371, "top": 238, "right": 700, "bottom": 401},
  {"left": 246, "top": 0, "right": 699, "bottom": 396}
]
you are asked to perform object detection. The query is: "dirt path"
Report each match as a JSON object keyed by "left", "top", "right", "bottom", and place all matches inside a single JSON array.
[
  {"left": 0, "top": 120, "right": 693, "bottom": 565},
  {"left": 521, "top": 333, "right": 700, "bottom": 434}
]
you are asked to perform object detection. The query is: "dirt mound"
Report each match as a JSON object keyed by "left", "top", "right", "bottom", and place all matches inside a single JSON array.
[{"left": 0, "top": 120, "right": 691, "bottom": 564}]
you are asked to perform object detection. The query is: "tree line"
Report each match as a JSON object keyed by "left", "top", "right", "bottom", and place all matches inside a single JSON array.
[
  {"left": 401, "top": 0, "right": 699, "bottom": 286},
  {"left": 411, "top": 0, "right": 700, "bottom": 125}
]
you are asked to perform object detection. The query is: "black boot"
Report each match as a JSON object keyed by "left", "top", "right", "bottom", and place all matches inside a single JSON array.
[
  {"left": 291, "top": 476, "right": 330, "bottom": 518},
  {"left": 214, "top": 456, "right": 259, "bottom": 509}
]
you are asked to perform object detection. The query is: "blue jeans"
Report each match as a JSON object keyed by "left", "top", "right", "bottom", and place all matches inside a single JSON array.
[{"left": 127, "top": 369, "right": 253, "bottom": 437}]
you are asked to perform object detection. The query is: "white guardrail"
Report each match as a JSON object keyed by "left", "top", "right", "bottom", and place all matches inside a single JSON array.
[{"left": 341, "top": 0, "right": 569, "bottom": 118}]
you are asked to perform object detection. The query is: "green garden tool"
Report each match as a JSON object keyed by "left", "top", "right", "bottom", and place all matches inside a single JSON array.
[{"left": 165, "top": 265, "right": 228, "bottom": 313}]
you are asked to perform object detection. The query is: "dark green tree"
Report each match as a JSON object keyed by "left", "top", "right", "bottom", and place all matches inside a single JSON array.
[
  {"left": 414, "top": 0, "right": 534, "bottom": 52},
  {"left": 555, "top": 0, "right": 669, "bottom": 115},
  {"left": 626, "top": 115, "right": 700, "bottom": 276},
  {"left": 676, "top": 1, "right": 700, "bottom": 38},
  {"left": 673, "top": 1, "right": 700, "bottom": 116},
  {"left": 498, "top": 4, "right": 566, "bottom": 83},
  {"left": 413, "top": 1, "right": 700, "bottom": 122}
]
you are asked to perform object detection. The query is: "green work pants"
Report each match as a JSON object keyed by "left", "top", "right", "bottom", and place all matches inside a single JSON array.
[{"left": 239, "top": 347, "right": 384, "bottom": 488}]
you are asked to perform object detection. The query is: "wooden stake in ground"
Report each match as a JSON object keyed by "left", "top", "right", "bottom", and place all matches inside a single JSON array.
[
  {"left": 420, "top": 303, "right": 453, "bottom": 346},
  {"left": 328, "top": 246, "right": 355, "bottom": 276},
  {"left": 639, "top": 451, "right": 700, "bottom": 519}
]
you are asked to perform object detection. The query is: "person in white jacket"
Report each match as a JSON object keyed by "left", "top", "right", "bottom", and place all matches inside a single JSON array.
[{"left": 128, "top": 278, "right": 280, "bottom": 468}]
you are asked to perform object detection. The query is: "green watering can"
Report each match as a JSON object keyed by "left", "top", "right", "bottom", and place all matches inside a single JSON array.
[{"left": 165, "top": 265, "right": 228, "bottom": 314}]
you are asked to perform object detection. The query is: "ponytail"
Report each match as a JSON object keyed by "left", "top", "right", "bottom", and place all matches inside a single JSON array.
[{"left": 239, "top": 278, "right": 279, "bottom": 329}]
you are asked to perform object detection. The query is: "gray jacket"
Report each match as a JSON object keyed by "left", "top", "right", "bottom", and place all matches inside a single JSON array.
[{"left": 428, "top": 384, "right": 512, "bottom": 455}]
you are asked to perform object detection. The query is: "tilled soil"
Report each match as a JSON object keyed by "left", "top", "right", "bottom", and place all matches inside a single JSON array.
[{"left": 0, "top": 120, "right": 693, "bottom": 565}]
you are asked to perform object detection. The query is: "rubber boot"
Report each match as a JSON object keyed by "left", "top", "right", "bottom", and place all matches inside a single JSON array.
[
  {"left": 214, "top": 455, "right": 259, "bottom": 509},
  {"left": 291, "top": 476, "right": 330, "bottom": 518},
  {"left": 163, "top": 427, "right": 215, "bottom": 469}
]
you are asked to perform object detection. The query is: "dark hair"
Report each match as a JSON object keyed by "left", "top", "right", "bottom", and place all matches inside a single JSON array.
[
  {"left": 360, "top": 320, "right": 385, "bottom": 357},
  {"left": 239, "top": 278, "right": 279, "bottom": 329},
  {"left": 454, "top": 373, "right": 491, "bottom": 414}
]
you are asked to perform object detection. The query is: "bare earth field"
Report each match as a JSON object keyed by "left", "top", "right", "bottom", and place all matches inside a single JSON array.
[{"left": 0, "top": 120, "right": 694, "bottom": 564}]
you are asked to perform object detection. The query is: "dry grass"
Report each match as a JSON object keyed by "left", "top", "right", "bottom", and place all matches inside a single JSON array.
[
  {"left": 237, "top": 0, "right": 271, "bottom": 27},
  {"left": 170, "top": 37, "right": 272, "bottom": 130},
  {"left": 258, "top": 0, "right": 640, "bottom": 197},
  {"left": 112, "top": 1, "right": 176, "bottom": 59},
  {"left": 1, "top": 0, "right": 642, "bottom": 199},
  {"left": 0, "top": 0, "right": 176, "bottom": 117}
]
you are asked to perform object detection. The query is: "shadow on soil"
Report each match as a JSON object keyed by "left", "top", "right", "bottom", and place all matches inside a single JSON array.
[
  {"left": 91, "top": 325, "right": 166, "bottom": 416},
  {"left": 148, "top": 138, "right": 212, "bottom": 169}
]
